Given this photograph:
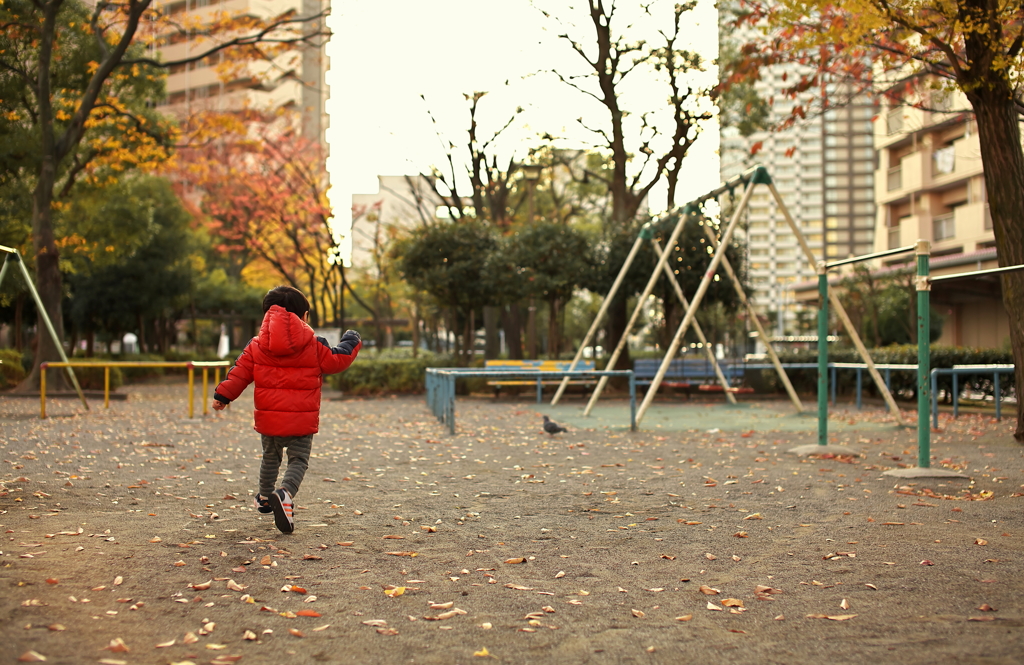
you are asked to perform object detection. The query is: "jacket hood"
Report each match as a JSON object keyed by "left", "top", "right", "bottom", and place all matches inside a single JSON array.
[{"left": 259, "top": 305, "right": 313, "bottom": 356}]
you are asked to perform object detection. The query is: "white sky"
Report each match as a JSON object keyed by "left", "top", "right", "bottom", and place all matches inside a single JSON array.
[{"left": 324, "top": 0, "right": 721, "bottom": 261}]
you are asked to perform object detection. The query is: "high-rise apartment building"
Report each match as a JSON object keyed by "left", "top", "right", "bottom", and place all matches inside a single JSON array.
[
  {"left": 720, "top": 78, "right": 876, "bottom": 333},
  {"left": 156, "top": 0, "right": 329, "bottom": 145}
]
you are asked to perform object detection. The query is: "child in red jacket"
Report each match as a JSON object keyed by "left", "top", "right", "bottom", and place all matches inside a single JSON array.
[{"left": 212, "top": 286, "right": 361, "bottom": 533}]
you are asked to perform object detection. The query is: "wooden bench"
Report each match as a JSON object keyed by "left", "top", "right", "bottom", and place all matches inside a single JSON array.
[
  {"left": 484, "top": 359, "right": 596, "bottom": 401},
  {"left": 633, "top": 358, "right": 753, "bottom": 397}
]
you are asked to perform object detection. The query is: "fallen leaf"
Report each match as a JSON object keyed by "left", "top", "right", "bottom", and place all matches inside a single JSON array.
[
  {"left": 226, "top": 579, "right": 246, "bottom": 592},
  {"left": 296, "top": 610, "right": 321, "bottom": 617},
  {"left": 660, "top": 554, "right": 676, "bottom": 560},
  {"left": 45, "top": 578, "right": 58, "bottom": 585},
  {"left": 313, "top": 624, "right": 331, "bottom": 632},
  {"left": 430, "top": 602, "right": 454, "bottom": 609},
  {"left": 707, "top": 602, "right": 723, "bottom": 611},
  {"left": 47, "top": 625, "right": 65, "bottom": 632},
  {"left": 383, "top": 535, "right": 405, "bottom": 540},
  {"left": 260, "top": 555, "right": 272, "bottom": 565},
  {"left": 473, "top": 647, "right": 491, "bottom": 657},
  {"left": 743, "top": 513, "right": 763, "bottom": 520},
  {"left": 920, "top": 560, "right": 935, "bottom": 566},
  {"left": 190, "top": 580, "right": 212, "bottom": 591},
  {"left": 288, "top": 628, "right": 305, "bottom": 637},
  {"left": 840, "top": 599, "right": 850, "bottom": 610},
  {"left": 705, "top": 553, "right": 717, "bottom": 560},
  {"left": 385, "top": 552, "right": 418, "bottom": 557},
  {"left": 733, "top": 531, "right": 748, "bottom": 538},
  {"left": 722, "top": 598, "right": 744, "bottom": 608},
  {"left": 775, "top": 614, "right": 785, "bottom": 620},
  {"left": 504, "top": 557, "right": 526, "bottom": 564},
  {"left": 377, "top": 627, "right": 399, "bottom": 635},
  {"left": 699, "top": 585, "right": 720, "bottom": 595},
  {"left": 155, "top": 639, "right": 176, "bottom": 648},
  {"left": 968, "top": 616, "right": 996, "bottom": 622},
  {"left": 631, "top": 609, "right": 645, "bottom": 618},
  {"left": 18, "top": 652, "right": 47, "bottom": 662},
  {"left": 182, "top": 631, "right": 199, "bottom": 645},
  {"left": 975, "top": 538, "right": 988, "bottom": 546},
  {"left": 102, "top": 638, "right": 129, "bottom": 653},
  {"left": 675, "top": 615, "right": 693, "bottom": 622},
  {"left": 554, "top": 571, "right": 565, "bottom": 579},
  {"left": 205, "top": 644, "right": 226, "bottom": 650},
  {"left": 362, "top": 620, "right": 388, "bottom": 627},
  {"left": 978, "top": 604, "right": 996, "bottom": 612},
  {"left": 807, "top": 614, "right": 858, "bottom": 621},
  {"left": 113, "top": 576, "right": 123, "bottom": 586},
  {"left": 865, "top": 584, "right": 878, "bottom": 590},
  {"left": 337, "top": 541, "right": 354, "bottom": 546},
  {"left": 383, "top": 587, "right": 406, "bottom": 598},
  {"left": 504, "top": 584, "right": 534, "bottom": 591},
  {"left": 243, "top": 630, "right": 257, "bottom": 640}
]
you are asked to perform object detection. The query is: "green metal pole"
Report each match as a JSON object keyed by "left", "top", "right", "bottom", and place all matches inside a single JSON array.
[
  {"left": 817, "top": 261, "right": 828, "bottom": 447},
  {"left": 916, "top": 240, "right": 931, "bottom": 468}
]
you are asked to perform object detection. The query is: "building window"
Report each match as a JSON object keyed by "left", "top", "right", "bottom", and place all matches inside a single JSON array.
[
  {"left": 886, "top": 108, "right": 904, "bottom": 134},
  {"left": 933, "top": 213, "right": 955, "bottom": 240},
  {"left": 933, "top": 145, "right": 956, "bottom": 175}
]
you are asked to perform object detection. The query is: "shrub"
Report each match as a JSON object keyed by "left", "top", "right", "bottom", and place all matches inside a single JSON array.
[
  {"left": 0, "top": 348, "right": 26, "bottom": 389},
  {"left": 746, "top": 345, "right": 1013, "bottom": 401},
  {"left": 66, "top": 358, "right": 125, "bottom": 391},
  {"left": 328, "top": 353, "right": 458, "bottom": 395}
]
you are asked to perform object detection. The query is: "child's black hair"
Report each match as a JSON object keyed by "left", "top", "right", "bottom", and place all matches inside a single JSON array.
[{"left": 263, "top": 286, "right": 310, "bottom": 318}]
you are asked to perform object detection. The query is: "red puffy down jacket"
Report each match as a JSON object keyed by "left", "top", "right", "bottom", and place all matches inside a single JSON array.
[{"left": 213, "top": 305, "right": 361, "bottom": 436}]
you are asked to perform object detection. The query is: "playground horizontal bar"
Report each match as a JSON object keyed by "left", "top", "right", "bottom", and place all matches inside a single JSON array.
[
  {"left": 39, "top": 360, "right": 230, "bottom": 419},
  {"left": 951, "top": 364, "right": 1016, "bottom": 370},
  {"left": 929, "top": 263, "right": 1024, "bottom": 282},
  {"left": 830, "top": 363, "right": 917, "bottom": 370},
  {"left": 826, "top": 245, "right": 916, "bottom": 268},
  {"left": 0, "top": 244, "right": 17, "bottom": 254},
  {"left": 43, "top": 361, "right": 230, "bottom": 369}
]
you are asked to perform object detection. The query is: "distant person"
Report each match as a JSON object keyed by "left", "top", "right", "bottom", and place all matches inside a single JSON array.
[
  {"left": 122, "top": 332, "right": 138, "bottom": 354},
  {"left": 212, "top": 286, "right": 361, "bottom": 534}
]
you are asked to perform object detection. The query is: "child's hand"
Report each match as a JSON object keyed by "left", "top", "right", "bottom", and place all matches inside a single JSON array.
[{"left": 212, "top": 400, "right": 227, "bottom": 411}]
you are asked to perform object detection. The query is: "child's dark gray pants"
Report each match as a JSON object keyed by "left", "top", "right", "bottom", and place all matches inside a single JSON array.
[{"left": 259, "top": 434, "right": 313, "bottom": 497}]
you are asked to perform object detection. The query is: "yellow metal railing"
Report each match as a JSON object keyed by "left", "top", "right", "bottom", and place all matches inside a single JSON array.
[{"left": 39, "top": 360, "right": 231, "bottom": 419}]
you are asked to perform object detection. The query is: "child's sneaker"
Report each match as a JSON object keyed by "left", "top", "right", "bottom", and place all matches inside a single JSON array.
[
  {"left": 254, "top": 494, "right": 273, "bottom": 514},
  {"left": 268, "top": 488, "right": 294, "bottom": 533}
]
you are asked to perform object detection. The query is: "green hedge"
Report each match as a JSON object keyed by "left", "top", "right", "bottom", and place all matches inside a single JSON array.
[
  {"left": 0, "top": 348, "right": 26, "bottom": 389},
  {"left": 327, "top": 354, "right": 460, "bottom": 395},
  {"left": 747, "top": 345, "right": 1014, "bottom": 400},
  {"left": 66, "top": 358, "right": 125, "bottom": 391}
]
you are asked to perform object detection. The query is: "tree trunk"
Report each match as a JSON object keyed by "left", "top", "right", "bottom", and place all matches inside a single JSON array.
[
  {"left": 967, "top": 89, "right": 1024, "bottom": 441},
  {"left": 411, "top": 303, "right": 420, "bottom": 359},
  {"left": 606, "top": 294, "right": 631, "bottom": 370},
  {"left": 86, "top": 329, "right": 94, "bottom": 357},
  {"left": 526, "top": 299, "right": 538, "bottom": 359},
  {"left": 14, "top": 294, "right": 24, "bottom": 352},
  {"left": 504, "top": 303, "right": 523, "bottom": 359},
  {"left": 483, "top": 306, "right": 500, "bottom": 359},
  {"left": 137, "top": 313, "right": 147, "bottom": 353},
  {"left": 547, "top": 297, "right": 560, "bottom": 359},
  {"left": 16, "top": 162, "right": 67, "bottom": 392}
]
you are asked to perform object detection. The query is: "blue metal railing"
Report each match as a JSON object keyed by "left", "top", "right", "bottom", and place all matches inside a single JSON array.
[
  {"left": 426, "top": 369, "right": 636, "bottom": 435},
  {"left": 930, "top": 365, "right": 1015, "bottom": 428}
]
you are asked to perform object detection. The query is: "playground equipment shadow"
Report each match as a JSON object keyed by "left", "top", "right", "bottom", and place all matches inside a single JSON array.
[{"left": 536, "top": 397, "right": 896, "bottom": 433}]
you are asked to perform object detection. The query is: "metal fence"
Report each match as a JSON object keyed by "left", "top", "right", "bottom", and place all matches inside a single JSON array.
[{"left": 425, "top": 368, "right": 636, "bottom": 435}]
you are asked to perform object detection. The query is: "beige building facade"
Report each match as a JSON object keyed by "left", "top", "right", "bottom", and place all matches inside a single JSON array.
[
  {"left": 156, "top": 0, "right": 329, "bottom": 145},
  {"left": 874, "top": 82, "right": 1008, "bottom": 349}
]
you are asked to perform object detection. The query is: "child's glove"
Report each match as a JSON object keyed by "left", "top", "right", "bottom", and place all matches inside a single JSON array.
[{"left": 337, "top": 329, "right": 361, "bottom": 355}]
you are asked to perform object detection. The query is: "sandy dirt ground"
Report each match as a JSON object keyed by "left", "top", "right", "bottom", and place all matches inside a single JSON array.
[{"left": 2, "top": 384, "right": 1023, "bottom": 665}]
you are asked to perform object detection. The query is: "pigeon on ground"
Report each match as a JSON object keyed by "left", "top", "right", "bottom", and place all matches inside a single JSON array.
[{"left": 543, "top": 415, "right": 568, "bottom": 435}]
